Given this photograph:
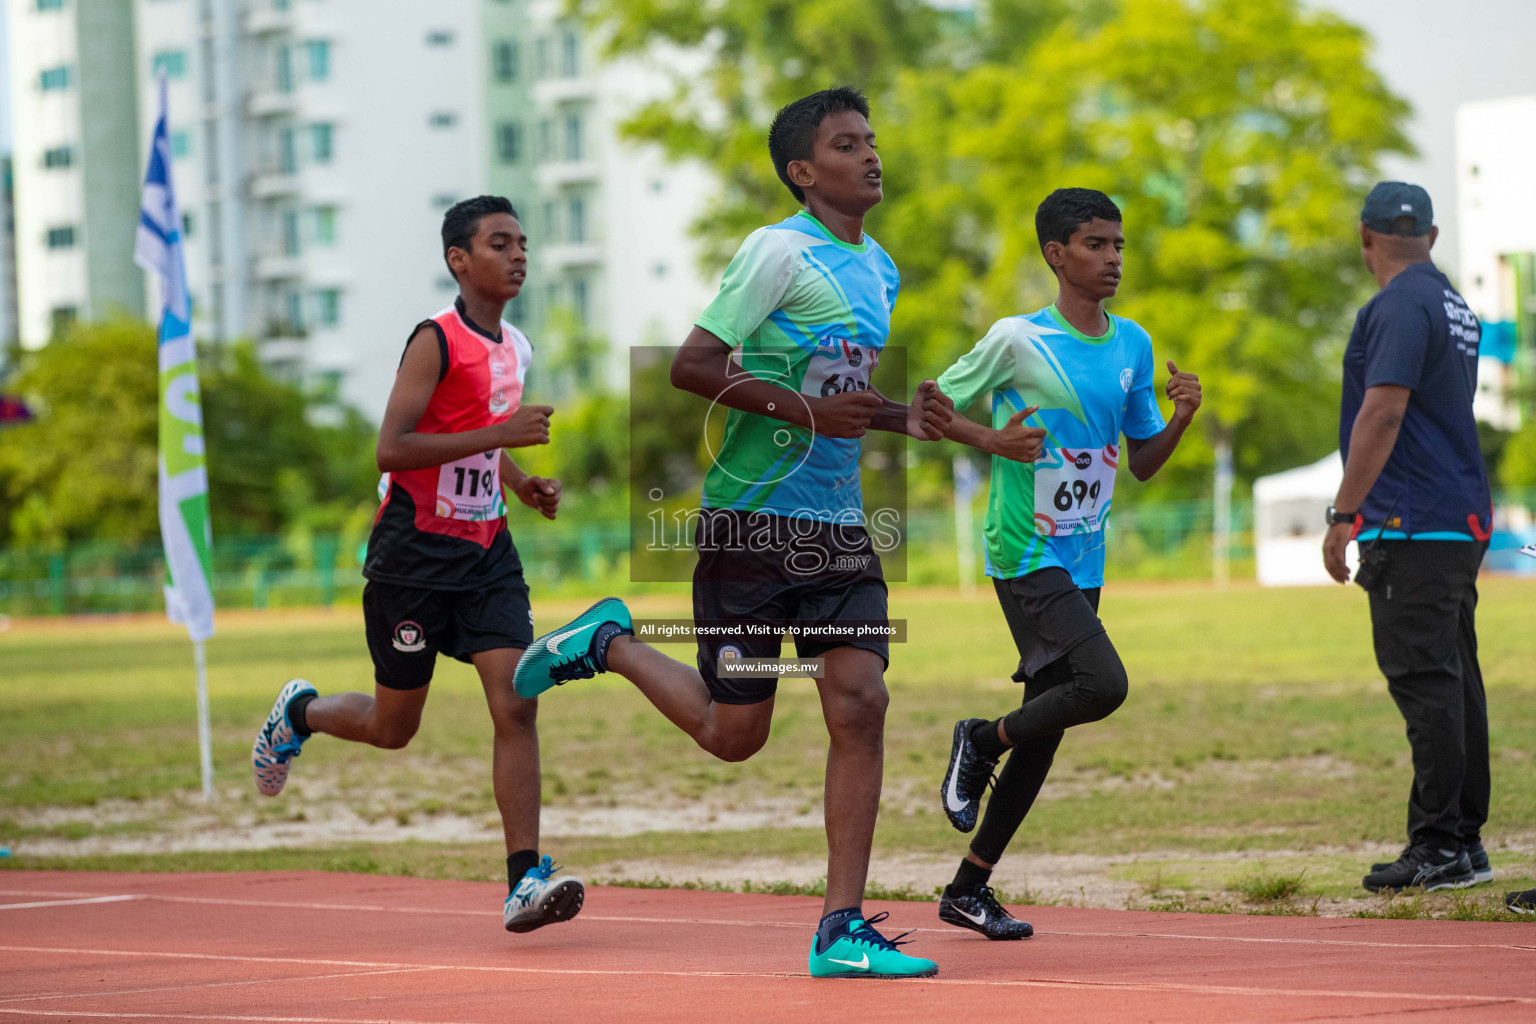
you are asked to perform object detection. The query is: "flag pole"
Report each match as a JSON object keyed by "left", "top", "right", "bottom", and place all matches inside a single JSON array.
[{"left": 194, "top": 639, "right": 213, "bottom": 801}]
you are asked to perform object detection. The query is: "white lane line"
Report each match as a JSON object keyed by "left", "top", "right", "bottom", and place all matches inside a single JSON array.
[
  {"left": 0, "top": 945, "right": 1527, "bottom": 1005},
  {"left": 0, "top": 1011, "right": 481, "bottom": 1024},
  {"left": 0, "top": 967, "right": 441, "bottom": 1005},
  {"left": 0, "top": 895, "right": 141, "bottom": 911},
  {"left": 13, "top": 890, "right": 1529, "bottom": 953}
]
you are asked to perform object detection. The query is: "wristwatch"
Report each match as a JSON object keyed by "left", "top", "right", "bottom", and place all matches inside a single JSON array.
[{"left": 1325, "top": 506, "right": 1356, "bottom": 526}]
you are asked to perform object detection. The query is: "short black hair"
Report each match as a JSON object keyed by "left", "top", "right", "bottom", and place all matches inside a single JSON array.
[
  {"left": 442, "top": 195, "right": 518, "bottom": 279},
  {"left": 1035, "top": 188, "right": 1122, "bottom": 264},
  {"left": 768, "top": 86, "right": 871, "bottom": 204}
]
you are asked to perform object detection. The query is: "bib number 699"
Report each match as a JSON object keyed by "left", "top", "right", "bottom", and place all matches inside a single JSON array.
[{"left": 1054, "top": 479, "right": 1101, "bottom": 512}]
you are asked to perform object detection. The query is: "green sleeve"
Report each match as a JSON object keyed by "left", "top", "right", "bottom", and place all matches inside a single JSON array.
[
  {"left": 694, "top": 228, "right": 796, "bottom": 346},
  {"left": 936, "top": 319, "right": 1017, "bottom": 411}
]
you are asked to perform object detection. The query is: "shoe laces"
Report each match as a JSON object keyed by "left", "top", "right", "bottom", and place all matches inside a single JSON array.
[
  {"left": 958, "top": 753, "right": 997, "bottom": 801},
  {"left": 974, "top": 885, "right": 1014, "bottom": 919},
  {"left": 848, "top": 911, "right": 915, "bottom": 951},
  {"left": 272, "top": 733, "right": 305, "bottom": 760},
  {"left": 527, "top": 855, "right": 560, "bottom": 881}
]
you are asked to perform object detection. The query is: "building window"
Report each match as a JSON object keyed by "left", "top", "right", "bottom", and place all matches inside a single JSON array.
[
  {"left": 152, "top": 50, "right": 187, "bottom": 79},
  {"left": 572, "top": 278, "right": 589, "bottom": 326},
  {"left": 42, "top": 145, "right": 74, "bottom": 169},
  {"left": 37, "top": 0, "right": 66, "bottom": 12},
  {"left": 437, "top": 276, "right": 457, "bottom": 291},
  {"left": 538, "top": 119, "right": 553, "bottom": 160},
  {"left": 285, "top": 290, "right": 304, "bottom": 332},
  {"left": 171, "top": 131, "right": 191, "bottom": 158},
  {"left": 432, "top": 193, "right": 458, "bottom": 210},
  {"left": 182, "top": 212, "right": 195, "bottom": 239},
  {"left": 563, "top": 112, "right": 583, "bottom": 162},
  {"left": 305, "top": 40, "right": 330, "bottom": 82},
  {"left": 541, "top": 201, "right": 557, "bottom": 243},
  {"left": 40, "top": 66, "right": 71, "bottom": 91},
  {"left": 429, "top": 111, "right": 457, "bottom": 129},
  {"left": 311, "top": 206, "right": 337, "bottom": 245},
  {"left": 313, "top": 289, "right": 341, "bottom": 328},
  {"left": 568, "top": 196, "right": 586, "bottom": 244},
  {"left": 46, "top": 225, "right": 77, "bottom": 249},
  {"left": 507, "top": 294, "right": 525, "bottom": 322},
  {"left": 309, "top": 123, "right": 333, "bottom": 163},
  {"left": 492, "top": 41, "right": 518, "bottom": 82},
  {"left": 497, "top": 122, "right": 521, "bottom": 163},
  {"left": 535, "top": 38, "right": 549, "bottom": 78},
  {"left": 282, "top": 209, "right": 300, "bottom": 256},
  {"left": 276, "top": 45, "right": 294, "bottom": 93},
  {"left": 425, "top": 30, "right": 454, "bottom": 47},
  {"left": 50, "top": 306, "right": 77, "bottom": 337},
  {"left": 560, "top": 29, "right": 579, "bottom": 77},
  {"left": 278, "top": 127, "right": 297, "bottom": 173}
]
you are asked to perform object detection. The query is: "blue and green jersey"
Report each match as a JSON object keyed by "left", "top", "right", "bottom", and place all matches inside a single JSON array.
[
  {"left": 938, "top": 306, "right": 1165, "bottom": 589},
  {"left": 694, "top": 211, "right": 900, "bottom": 522}
]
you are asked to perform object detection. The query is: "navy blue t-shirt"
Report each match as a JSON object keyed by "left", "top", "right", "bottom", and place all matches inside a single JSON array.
[{"left": 1340, "top": 261, "right": 1490, "bottom": 540}]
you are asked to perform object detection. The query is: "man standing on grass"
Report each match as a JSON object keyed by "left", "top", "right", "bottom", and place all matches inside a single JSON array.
[
  {"left": 514, "top": 87, "right": 954, "bottom": 979},
  {"left": 1322, "top": 182, "right": 1494, "bottom": 896},
  {"left": 250, "top": 196, "right": 587, "bottom": 935},
  {"left": 933, "top": 188, "right": 1202, "bottom": 939}
]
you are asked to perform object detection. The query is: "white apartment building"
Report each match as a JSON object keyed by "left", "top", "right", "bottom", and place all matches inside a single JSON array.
[
  {"left": 1455, "top": 95, "right": 1536, "bottom": 431},
  {"left": 482, "top": 0, "right": 717, "bottom": 396},
  {"left": 9, "top": 0, "right": 716, "bottom": 420},
  {"left": 8, "top": 0, "right": 144, "bottom": 348}
]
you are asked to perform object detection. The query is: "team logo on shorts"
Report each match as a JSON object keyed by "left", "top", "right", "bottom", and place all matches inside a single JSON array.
[
  {"left": 392, "top": 621, "right": 427, "bottom": 653},
  {"left": 717, "top": 644, "right": 743, "bottom": 662},
  {"left": 1120, "top": 368, "right": 1133, "bottom": 393}
]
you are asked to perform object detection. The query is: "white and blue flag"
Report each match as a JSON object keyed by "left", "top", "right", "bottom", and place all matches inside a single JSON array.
[{"left": 135, "top": 73, "right": 215, "bottom": 642}]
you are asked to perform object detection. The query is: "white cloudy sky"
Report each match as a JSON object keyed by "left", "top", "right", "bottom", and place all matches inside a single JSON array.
[{"left": 0, "top": 0, "right": 1532, "bottom": 265}]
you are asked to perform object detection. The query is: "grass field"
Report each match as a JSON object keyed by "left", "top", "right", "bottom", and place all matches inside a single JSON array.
[{"left": 3, "top": 579, "right": 1534, "bottom": 919}]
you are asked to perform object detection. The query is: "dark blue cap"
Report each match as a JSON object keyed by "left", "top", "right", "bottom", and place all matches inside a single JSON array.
[{"left": 1361, "top": 181, "right": 1433, "bottom": 236}]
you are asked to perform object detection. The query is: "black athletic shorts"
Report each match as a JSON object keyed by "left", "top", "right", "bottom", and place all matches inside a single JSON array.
[
  {"left": 692, "top": 509, "right": 890, "bottom": 705},
  {"left": 362, "top": 576, "right": 534, "bottom": 690},
  {"left": 992, "top": 566, "right": 1104, "bottom": 682}
]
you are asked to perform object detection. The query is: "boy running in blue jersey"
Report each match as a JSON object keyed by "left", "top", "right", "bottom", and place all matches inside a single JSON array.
[
  {"left": 515, "top": 87, "right": 953, "bottom": 979},
  {"left": 933, "top": 188, "right": 1203, "bottom": 939}
]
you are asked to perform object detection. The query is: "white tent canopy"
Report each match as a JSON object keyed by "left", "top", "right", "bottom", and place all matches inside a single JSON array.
[{"left": 1253, "top": 451, "right": 1357, "bottom": 586}]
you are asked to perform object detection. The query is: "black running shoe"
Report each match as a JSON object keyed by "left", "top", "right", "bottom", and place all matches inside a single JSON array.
[
  {"left": 1372, "top": 840, "right": 1492, "bottom": 884},
  {"left": 939, "top": 885, "right": 1033, "bottom": 940},
  {"left": 1362, "top": 844, "right": 1474, "bottom": 894},
  {"left": 940, "top": 718, "right": 997, "bottom": 833},
  {"left": 1506, "top": 888, "right": 1536, "bottom": 915}
]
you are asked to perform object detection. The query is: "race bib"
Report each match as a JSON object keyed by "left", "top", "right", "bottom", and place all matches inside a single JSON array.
[
  {"left": 435, "top": 450, "right": 507, "bottom": 521},
  {"left": 800, "top": 337, "right": 878, "bottom": 398},
  {"left": 1033, "top": 445, "right": 1118, "bottom": 536}
]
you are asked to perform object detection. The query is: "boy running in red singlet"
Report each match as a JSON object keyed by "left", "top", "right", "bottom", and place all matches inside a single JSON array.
[{"left": 250, "top": 196, "right": 584, "bottom": 934}]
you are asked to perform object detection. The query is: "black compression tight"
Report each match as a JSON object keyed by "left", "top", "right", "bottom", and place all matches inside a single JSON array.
[{"left": 970, "top": 631, "right": 1128, "bottom": 865}]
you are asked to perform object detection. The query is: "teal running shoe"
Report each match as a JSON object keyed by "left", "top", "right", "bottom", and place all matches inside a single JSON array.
[
  {"left": 252, "top": 678, "right": 317, "bottom": 796},
  {"left": 503, "top": 855, "right": 585, "bottom": 933},
  {"left": 807, "top": 912, "right": 938, "bottom": 979},
  {"left": 514, "top": 597, "right": 633, "bottom": 699}
]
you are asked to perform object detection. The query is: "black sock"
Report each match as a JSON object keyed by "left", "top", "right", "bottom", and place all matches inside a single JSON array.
[
  {"left": 815, "top": 906, "right": 863, "bottom": 953},
  {"left": 969, "top": 718, "right": 1008, "bottom": 760},
  {"left": 590, "top": 621, "right": 632, "bottom": 672},
  {"left": 948, "top": 857, "right": 992, "bottom": 896},
  {"left": 507, "top": 849, "right": 540, "bottom": 892},
  {"left": 289, "top": 692, "right": 317, "bottom": 737}
]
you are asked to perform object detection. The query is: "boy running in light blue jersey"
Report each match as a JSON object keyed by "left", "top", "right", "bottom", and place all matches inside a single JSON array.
[
  {"left": 516, "top": 87, "right": 952, "bottom": 979},
  {"left": 934, "top": 188, "right": 1204, "bottom": 940}
]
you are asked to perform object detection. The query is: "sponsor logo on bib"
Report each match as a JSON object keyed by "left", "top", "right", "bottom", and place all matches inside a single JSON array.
[
  {"left": 392, "top": 621, "right": 427, "bottom": 653},
  {"left": 1073, "top": 451, "right": 1093, "bottom": 470}
]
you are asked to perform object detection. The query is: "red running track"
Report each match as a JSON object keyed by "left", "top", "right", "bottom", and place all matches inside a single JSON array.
[{"left": 1, "top": 870, "right": 1533, "bottom": 1022}]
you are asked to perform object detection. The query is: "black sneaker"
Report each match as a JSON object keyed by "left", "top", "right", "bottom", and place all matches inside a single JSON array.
[
  {"left": 939, "top": 885, "right": 1033, "bottom": 940},
  {"left": 1373, "top": 840, "right": 1492, "bottom": 884},
  {"left": 940, "top": 718, "right": 997, "bottom": 833},
  {"left": 1466, "top": 840, "right": 1493, "bottom": 884},
  {"left": 1505, "top": 888, "right": 1536, "bottom": 915},
  {"left": 1362, "top": 844, "right": 1474, "bottom": 894}
]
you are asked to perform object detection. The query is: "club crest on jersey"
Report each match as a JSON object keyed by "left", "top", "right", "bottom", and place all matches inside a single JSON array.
[
  {"left": 490, "top": 390, "right": 509, "bottom": 414},
  {"left": 1119, "top": 368, "right": 1133, "bottom": 393},
  {"left": 392, "top": 621, "right": 427, "bottom": 653},
  {"left": 717, "top": 644, "right": 743, "bottom": 662}
]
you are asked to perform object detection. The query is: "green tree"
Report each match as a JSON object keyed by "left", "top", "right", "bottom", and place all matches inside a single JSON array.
[{"left": 0, "top": 319, "right": 159, "bottom": 545}]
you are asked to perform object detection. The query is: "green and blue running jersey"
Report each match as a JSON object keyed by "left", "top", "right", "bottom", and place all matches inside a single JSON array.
[
  {"left": 695, "top": 211, "right": 900, "bottom": 522},
  {"left": 937, "top": 306, "right": 1166, "bottom": 589}
]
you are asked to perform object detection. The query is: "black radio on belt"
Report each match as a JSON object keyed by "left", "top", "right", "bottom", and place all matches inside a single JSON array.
[{"left": 1346, "top": 494, "right": 1401, "bottom": 594}]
